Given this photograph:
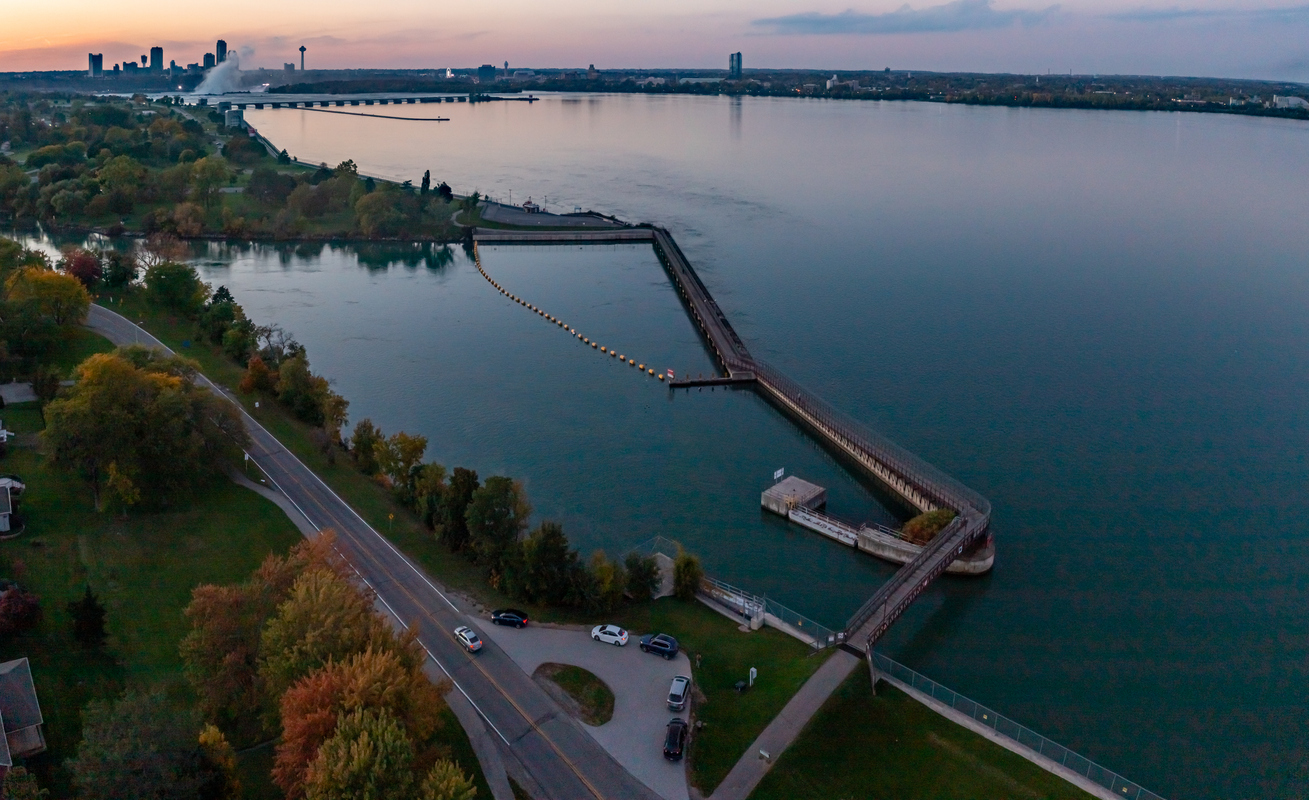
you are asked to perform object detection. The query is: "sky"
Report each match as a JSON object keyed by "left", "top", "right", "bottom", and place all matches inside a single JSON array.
[{"left": 2, "top": 0, "right": 1309, "bottom": 82}]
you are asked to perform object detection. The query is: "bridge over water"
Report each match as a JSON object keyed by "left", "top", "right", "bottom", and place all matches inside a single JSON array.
[{"left": 474, "top": 226, "right": 993, "bottom": 654}]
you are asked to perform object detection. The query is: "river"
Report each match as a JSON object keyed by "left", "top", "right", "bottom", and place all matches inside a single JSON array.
[{"left": 27, "top": 92, "right": 1309, "bottom": 797}]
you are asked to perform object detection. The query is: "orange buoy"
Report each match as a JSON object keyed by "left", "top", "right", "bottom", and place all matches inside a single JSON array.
[
  {"left": 592, "top": 343, "right": 597, "bottom": 348},
  {"left": 658, "top": 374, "right": 665, "bottom": 381},
  {"left": 648, "top": 369, "right": 654, "bottom": 375}
]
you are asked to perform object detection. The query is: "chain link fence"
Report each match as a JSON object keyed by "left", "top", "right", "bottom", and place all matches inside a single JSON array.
[{"left": 871, "top": 652, "right": 1166, "bottom": 800}]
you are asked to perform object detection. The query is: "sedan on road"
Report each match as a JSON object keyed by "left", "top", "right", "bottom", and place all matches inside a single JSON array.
[
  {"left": 491, "top": 609, "right": 529, "bottom": 628},
  {"left": 667, "top": 675, "right": 691, "bottom": 711},
  {"left": 663, "top": 717, "right": 688, "bottom": 761},
  {"left": 454, "top": 626, "right": 483, "bottom": 653},
  {"left": 640, "top": 633, "right": 679, "bottom": 659},
  {"left": 591, "top": 624, "right": 628, "bottom": 646}
]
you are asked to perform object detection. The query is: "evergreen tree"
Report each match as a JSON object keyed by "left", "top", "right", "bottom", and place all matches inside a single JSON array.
[
  {"left": 67, "top": 584, "right": 107, "bottom": 647},
  {"left": 440, "top": 468, "right": 479, "bottom": 551}
]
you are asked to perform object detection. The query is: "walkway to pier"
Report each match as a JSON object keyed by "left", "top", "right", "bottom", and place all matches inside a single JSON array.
[{"left": 471, "top": 226, "right": 990, "bottom": 653}]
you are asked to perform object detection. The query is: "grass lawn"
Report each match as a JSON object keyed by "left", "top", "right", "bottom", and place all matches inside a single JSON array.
[
  {"left": 608, "top": 598, "right": 831, "bottom": 795},
  {"left": 534, "top": 663, "right": 614, "bottom": 725},
  {"left": 46, "top": 326, "right": 116, "bottom": 376},
  {"left": 751, "top": 673, "right": 1097, "bottom": 800},
  {"left": 0, "top": 419, "right": 304, "bottom": 796}
]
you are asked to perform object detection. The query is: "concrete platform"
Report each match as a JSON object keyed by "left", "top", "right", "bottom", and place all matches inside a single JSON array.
[{"left": 761, "top": 476, "right": 826, "bottom": 516}]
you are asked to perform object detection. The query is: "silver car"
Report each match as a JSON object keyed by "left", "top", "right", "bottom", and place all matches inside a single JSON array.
[{"left": 667, "top": 675, "right": 691, "bottom": 711}]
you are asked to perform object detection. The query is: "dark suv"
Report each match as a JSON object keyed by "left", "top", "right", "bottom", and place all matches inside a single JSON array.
[
  {"left": 663, "top": 717, "right": 688, "bottom": 761},
  {"left": 640, "top": 633, "right": 679, "bottom": 659}
]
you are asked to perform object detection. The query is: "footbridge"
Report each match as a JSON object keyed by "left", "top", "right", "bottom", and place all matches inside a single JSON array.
[{"left": 473, "top": 226, "right": 992, "bottom": 653}]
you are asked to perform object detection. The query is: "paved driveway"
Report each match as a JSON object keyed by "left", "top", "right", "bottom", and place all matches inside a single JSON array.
[{"left": 477, "top": 621, "right": 691, "bottom": 800}]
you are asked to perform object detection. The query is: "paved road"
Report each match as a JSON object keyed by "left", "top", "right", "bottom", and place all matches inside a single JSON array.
[
  {"left": 86, "top": 304, "right": 662, "bottom": 800},
  {"left": 480, "top": 623, "right": 691, "bottom": 800}
]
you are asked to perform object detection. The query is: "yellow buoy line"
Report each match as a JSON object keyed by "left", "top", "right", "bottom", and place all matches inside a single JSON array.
[{"left": 472, "top": 244, "right": 666, "bottom": 382}]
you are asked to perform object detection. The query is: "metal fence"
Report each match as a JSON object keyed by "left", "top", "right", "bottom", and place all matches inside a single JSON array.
[
  {"left": 871, "top": 652, "right": 1167, "bottom": 800},
  {"left": 624, "top": 537, "right": 838, "bottom": 650}
]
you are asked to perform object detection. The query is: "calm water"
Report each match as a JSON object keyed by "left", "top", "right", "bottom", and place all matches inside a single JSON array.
[{"left": 29, "top": 93, "right": 1309, "bottom": 796}]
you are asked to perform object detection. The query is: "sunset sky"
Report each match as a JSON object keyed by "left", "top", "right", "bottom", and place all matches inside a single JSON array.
[{"left": 3, "top": 0, "right": 1309, "bottom": 81}]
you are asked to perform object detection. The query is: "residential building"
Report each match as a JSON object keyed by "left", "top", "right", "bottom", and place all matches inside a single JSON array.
[
  {"left": 729, "top": 52, "right": 742, "bottom": 79},
  {"left": 0, "top": 657, "right": 45, "bottom": 779},
  {"left": 87, "top": 53, "right": 103, "bottom": 78},
  {"left": 150, "top": 47, "right": 163, "bottom": 72},
  {"left": 216, "top": 39, "right": 227, "bottom": 64},
  {"left": 204, "top": 52, "right": 215, "bottom": 69}
]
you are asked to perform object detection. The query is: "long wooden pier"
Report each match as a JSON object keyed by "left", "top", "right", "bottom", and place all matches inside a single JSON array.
[{"left": 472, "top": 225, "right": 993, "bottom": 654}]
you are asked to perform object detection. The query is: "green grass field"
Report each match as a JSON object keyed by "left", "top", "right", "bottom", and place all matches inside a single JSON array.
[
  {"left": 751, "top": 673, "right": 1097, "bottom": 800},
  {"left": 534, "top": 663, "right": 614, "bottom": 726},
  {"left": 0, "top": 403, "right": 304, "bottom": 796}
]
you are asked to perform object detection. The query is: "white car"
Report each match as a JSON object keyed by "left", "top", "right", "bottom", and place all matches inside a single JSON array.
[
  {"left": 667, "top": 675, "right": 691, "bottom": 711},
  {"left": 454, "top": 625, "right": 483, "bottom": 653},
  {"left": 591, "top": 624, "right": 628, "bottom": 646}
]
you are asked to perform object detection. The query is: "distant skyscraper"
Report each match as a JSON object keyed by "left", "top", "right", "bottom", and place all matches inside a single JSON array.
[
  {"left": 87, "top": 53, "right": 103, "bottom": 78},
  {"left": 216, "top": 40, "right": 227, "bottom": 64},
  {"left": 204, "top": 52, "right": 215, "bottom": 69},
  {"left": 729, "top": 52, "right": 742, "bottom": 79},
  {"left": 150, "top": 47, "right": 163, "bottom": 72}
]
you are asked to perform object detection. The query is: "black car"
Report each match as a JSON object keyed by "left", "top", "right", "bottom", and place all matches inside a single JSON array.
[
  {"left": 490, "top": 609, "right": 529, "bottom": 628},
  {"left": 663, "top": 717, "right": 688, "bottom": 761},
  {"left": 639, "top": 633, "right": 679, "bottom": 659}
]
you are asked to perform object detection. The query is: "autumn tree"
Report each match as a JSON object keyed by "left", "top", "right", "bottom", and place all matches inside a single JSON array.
[
  {"left": 190, "top": 156, "right": 233, "bottom": 208},
  {"left": 302, "top": 708, "right": 416, "bottom": 800},
  {"left": 238, "top": 354, "right": 278, "bottom": 394},
  {"left": 5, "top": 268, "right": 90, "bottom": 325},
  {"left": 274, "top": 647, "right": 446, "bottom": 799},
  {"left": 673, "top": 548, "right": 704, "bottom": 602},
  {"left": 419, "top": 761, "right": 477, "bottom": 800},
  {"left": 44, "top": 349, "right": 247, "bottom": 509},
  {"left": 258, "top": 568, "right": 396, "bottom": 700},
  {"left": 413, "top": 463, "right": 446, "bottom": 530},
  {"left": 182, "top": 535, "right": 343, "bottom": 738},
  {"left": 59, "top": 247, "right": 103, "bottom": 288},
  {"left": 587, "top": 551, "right": 627, "bottom": 614},
  {"left": 376, "top": 431, "right": 427, "bottom": 495}
]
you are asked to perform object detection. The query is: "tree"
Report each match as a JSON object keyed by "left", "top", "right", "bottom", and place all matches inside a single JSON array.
[
  {"left": 376, "top": 431, "right": 427, "bottom": 491},
  {"left": 0, "top": 586, "right": 40, "bottom": 637},
  {"left": 440, "top": 468, "right": 479, "bottom": 551},
  {"left": 259, "top": 568, "right": 395, "bottom": 700},
  {"left": 5, "top": 268, "right": 90, "bottom": 326},
  {"left": 275, "top": 355, "right": 331, "bottom": 425},
  {"left": 144, "top": 261, "right": 209, "bottom": 316},
  {"left": 1, "top": 766, "right": 47, "bottom": 800},
  {"left": 44, "top": 350, "right": 247, "bottom": 509},
  {"left": 239, "top": 354, "right": 279, "bottom": 394},
  {"left": 435, "top": 182, "right": 453, "bottom": 202},
  {"left": 302, "top": 708, "right": 415, "bottom": 800},
  {"left": 459, "top": 191, "right": 480, "bottom": 224},
  {"left": 198, "top": 724, "right": 241, "bottom": 800},
  {"left": 182, "top": 535, "right": 344, "bottom": 738},
  {"left": 420, "top": 170, "right": 430, "bottom": 196},
  {"left": 412, "top": 463, "right": 446, "bottom": 530},
  {"left": 60, "top": 248, "right": 103, "bottom": 288},
  {"left": 68, "top": 691, "right": 221, "bottom": 800},
  {"left": 465, "top": 476, "right": 530, "bottom": 575},
  {"left": 67, "top": 584, "right": 107, "bottom": 647},
  {"left": 135, "top": 233, "right": 189, "bottom": 271},
  {"left": 354, "top": 190, "right": 406, "bottom": 237},
  {"left": 673, "top": 549, "right": 703, "bottom": 602},
  {"left": 419, "top": 761, "right": 476, "bottom": 800},
  {"left": 517, "top": 521, "right": 578, "bottom": 606},
  {"left": 103, "top": 251, "right": 137, "bottom": 287},
  {"left": 274, "top": 647, "right": 446, "bottom": 799},
  {"left": 350, "top": 420, "right": 382, "bottom": 476},
  {"left": 191, "top": 156, "right": 233, "bottom": 208},
  {"left": 587, "top": 551, "right": 627, "bottom": 614},
  {"left": 624, "top": 553, "right": 661, "bottom": 602}
]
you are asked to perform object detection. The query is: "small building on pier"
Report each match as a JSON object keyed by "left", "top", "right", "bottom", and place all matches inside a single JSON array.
[{"left": 762, "top": 476, "right": 826, "bottom": 516}]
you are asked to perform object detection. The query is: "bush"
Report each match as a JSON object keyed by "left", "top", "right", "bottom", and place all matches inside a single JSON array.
[
  {"left": 144, "top": 261, "right": 209, "bottom": 316},
  {"left": 0, "top": 586, "right": 41, "bottom": 637},
  {"left": 901, "top": 508, "right": 957, "bottom": 545}
]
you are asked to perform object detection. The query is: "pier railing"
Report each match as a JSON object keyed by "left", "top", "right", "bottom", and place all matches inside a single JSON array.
[
  {"left": 872, "top": 652, "right": 1167, "bottom": 800},
  {"left": 624, "top": 537, "right": 838, "bottom": 650}
]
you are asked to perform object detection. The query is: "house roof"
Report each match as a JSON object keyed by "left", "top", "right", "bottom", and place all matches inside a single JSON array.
[
  {"left": 0, "top": 711, "right": 10, "bottom": 767},
  {"left": 0, "top": 658, "right": 43, "bottom": 732},
  {"left": 0, "top": 486, "right": 11, "bottom": 515}
]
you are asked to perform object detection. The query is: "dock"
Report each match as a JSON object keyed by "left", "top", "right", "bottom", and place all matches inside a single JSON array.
[{"left": 467, "top": 225, "right": 993, "bottom": 654}]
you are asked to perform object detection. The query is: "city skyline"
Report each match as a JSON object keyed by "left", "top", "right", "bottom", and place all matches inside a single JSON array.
[{"left": 4, "top": 0, "right": 1309, "bottom": 82}]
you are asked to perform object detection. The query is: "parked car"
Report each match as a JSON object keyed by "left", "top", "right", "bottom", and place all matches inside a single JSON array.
[
  {"left": 663, "top": 717, "right": 688, "bottom": 761},
  {"left": 491, "top": 609, "right": 529, "bottom": 628},
  {"left": 591, "top": 624, "right": 628, "bottom": 646},
  {"left": 454, "top": 626, "right": 482, "bottom": 653},
  {"left": 667, "top": 675, "right": 691, "bottom": 711},
  {"left": 639, "top": 633, "right": 679, "bottom": 659}
]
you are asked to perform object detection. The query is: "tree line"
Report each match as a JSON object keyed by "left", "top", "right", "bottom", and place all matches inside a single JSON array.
[{"left": 0, "top": 95, "right": 467, "bottom": 240}]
